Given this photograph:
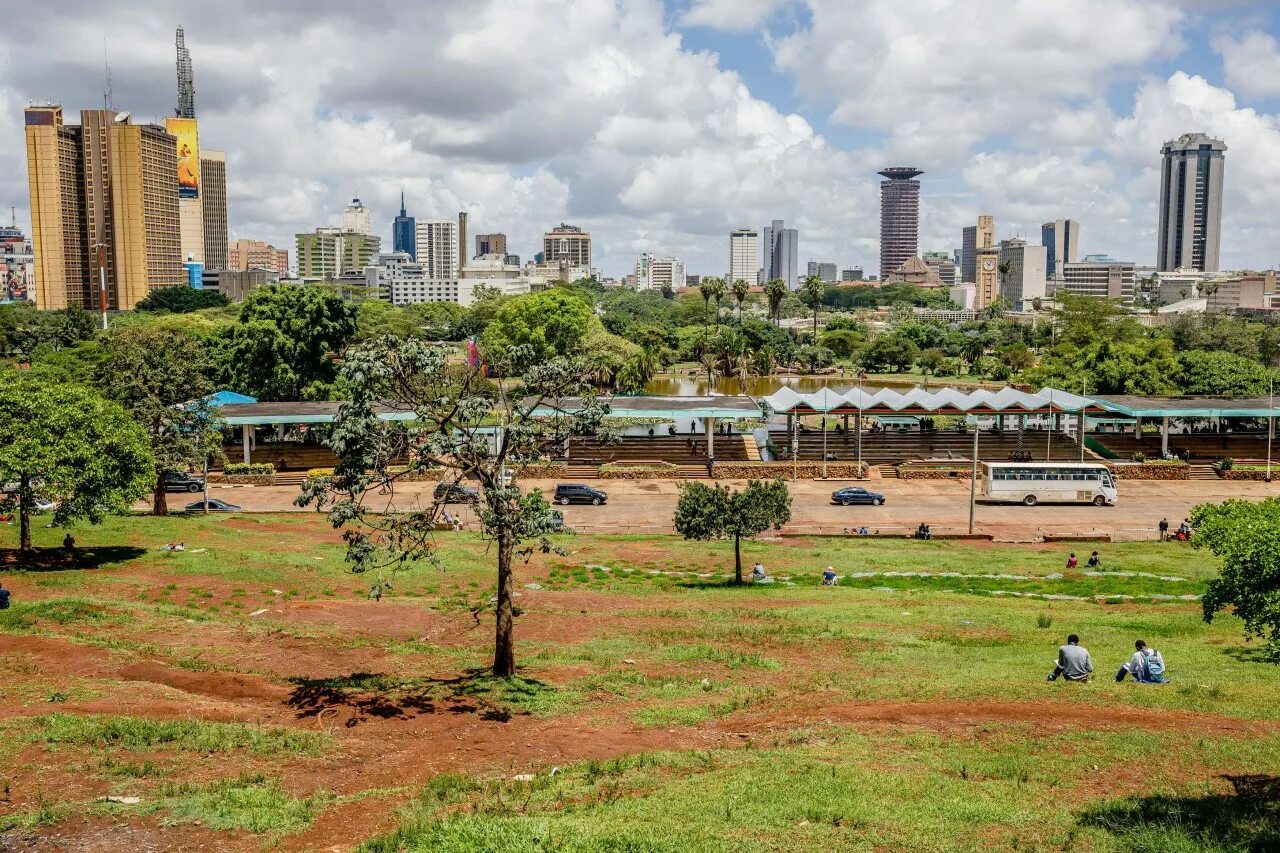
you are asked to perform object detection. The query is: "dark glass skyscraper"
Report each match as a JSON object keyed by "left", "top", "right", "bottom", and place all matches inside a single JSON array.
[
  {"left": 393, "top": 190, "right": 416, "bottom": 260},
  {"left": 878, "top": 167, "right": 922, "bottom": 281}
]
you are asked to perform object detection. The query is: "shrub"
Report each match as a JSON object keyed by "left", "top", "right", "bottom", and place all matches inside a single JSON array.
[
  {"left": 306, "top": 467, "right": 335, "bottom": 478},
  {"left": 1131, "top": 452, "right": 1147, "bottom": 463},
  {"left": 224, "top": 463, "right": 275, "bottom": 476},
  {"left": 1214, "top": 456, "right": 1234, "bottom": 473}
]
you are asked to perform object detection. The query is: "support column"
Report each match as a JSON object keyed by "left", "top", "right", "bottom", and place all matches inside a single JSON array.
[
  {"left": 1161, "top": 416, "right": 1170, "bottom": 457},
  {"left": 242, "top": 425, "right": 251, "bottom": 464},
  {"left": 705, "top": 417, "right": 715, "bottom": 459}
]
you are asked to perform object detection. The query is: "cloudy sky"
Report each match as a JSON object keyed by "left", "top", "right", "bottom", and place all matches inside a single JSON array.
[{"left": 4, "top": 0, "right": 1280, "bottom": 278}]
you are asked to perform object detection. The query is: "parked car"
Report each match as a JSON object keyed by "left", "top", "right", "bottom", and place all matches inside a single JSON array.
[
  {"left": 830, "top": 487, "right": 886, "bottom": 507},
  {"left": 164, "top": 471, "right": 206, "bottom": 493},
  {"left": 185, "top": 498, "right": 241, "bottom": 512},
  {"left": 554, "top": 483, "right": 607, "bottom": 506},
  {"left": 434, "top": 482, "right": 479, "bottom": 504}
]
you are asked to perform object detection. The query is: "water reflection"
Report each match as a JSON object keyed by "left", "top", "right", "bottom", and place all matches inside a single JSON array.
[{"left": 643, "top": 374, "right": 997, "bottom": 397}]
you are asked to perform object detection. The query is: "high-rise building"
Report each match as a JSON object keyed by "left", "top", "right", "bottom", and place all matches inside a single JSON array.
[
  {"left": 175, "top": 25, "right": 196, "bottom": 119},
  {"left": 1041, "top": 219, "right": 1079, "bottom": 279},
  {"left": 295, "top": 227, "right": 380, "bottom": 280},
  {"left": 762, "top": 219, "right": 798, "bottom": 288},
  {"left": 392, "top": 191, "right": 415, "bottom": 260},
  {"left": 229, "top": 239, "right": 289, "bottom": 277},
  {"left": 806, "top": 261, "right": 837, "bottom": 282},
  {"left": 923, "top": 251, "right": 958, "bottom": 287},
  {"left": 0, "top": 222, "right": 34, "bottom": 302},
  {"left": 200, "top": 149, "right": 227, "bottom": 269},
  {"left": 457, "top": 211, "right": 468, "bottom": 273},
  {"left": 416, "top": 219, "right": 459, "bottom": 279},
  {"left": 165, "top": 117, "right": 204, "bottom": 266},
  {"left": 544, "top": 223, "right": 591, "bottom": 269},
  {"left": 1057, "top": 257, "right": 1135, "bottom": 301},
  {"left": 960, "top": 215, "right": 994, "bottom": 283},
  {"left": 1157, "top": 133, "right": 1227, "bottom": 272},
  {"left": 879, "top": 167, "right": 923, "bottom": 281},
  {"left": 841, "top": 267, "right": 864, "bottom": 282},
  {"left": 25, "top": 105, "right": 182, "bottom": 310},
  {"left": 729, "top": 228, "right": 758, "bottom": 285},
  {"left": 996, "top": 238, "right": 1048, "bottom": 309},
  {"left": 649, "top": 257, "right": 686, "bottom": 291},
  {"left": 475, "top": 233, "right": 507, "bottom": 258},
  {"left": 342, "top": 198, "right": 373, "bottom": 236}
]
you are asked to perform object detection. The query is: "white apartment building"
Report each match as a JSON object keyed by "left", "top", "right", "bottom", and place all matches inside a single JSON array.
[
  {"left": 415, "top": 219, "right": 460, "bottom": 280},
  {"left": 365, "top": 252, "right": 460, "bottom": 305},
  {"left": 1056, "top": 257, "right": 1136, "bottom": 301},
  {"left": 462, "top": 253, "right": 523, "bottom": 279},
  {"left": 1155, "top": 268, "right": 1211, "bottom": 305},
  {"left": 996, "top": 239, "right": 1048, "bottom": 309},
  {"left": 729, "top": 228, "right": 758, "bottom": 285},
  {"left": 649, "top": 256, "right": 686, "bottom": 291},
  {"left": 342, "top": 198, "right": 373, "bottom": 236}
]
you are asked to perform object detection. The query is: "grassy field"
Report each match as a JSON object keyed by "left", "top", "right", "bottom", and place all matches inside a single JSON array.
[{"left": 0, "top": 512, "right": 1277, "bottom": 851}]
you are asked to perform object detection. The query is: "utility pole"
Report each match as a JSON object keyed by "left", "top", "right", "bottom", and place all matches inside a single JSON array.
[{"left": 968, "top": 422, "right": 979, "bottom": 535}]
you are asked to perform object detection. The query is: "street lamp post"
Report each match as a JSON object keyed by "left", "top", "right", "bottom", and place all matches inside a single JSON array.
[
  {"left": 1269, "top": 377, "right": 1274, "bottom": 483},
  {"left": 1046, "top": 390, "right": 1054, "bottom": 461},
  {"left": 856, "top": 369, "right": 866, "bottom": 477},
  {"left": 821, "top": 413, "right": 828, "bottom": 480},
  {"left": 791, "top": 414, "right": 798, "bottom": 482},
  {"left": 1079, "top": 379, "right": 1087, "bottom": 463},
  {"left": 968, "top": 420, "right": 979, "bottom": 535}
]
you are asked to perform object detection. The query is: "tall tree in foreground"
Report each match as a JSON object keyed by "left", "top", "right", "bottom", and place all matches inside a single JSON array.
[
  {"left": 731, "top": 278, "right": 751, "bottom": 321},
  {"left": 297, "top": 338, "right": 610, "bottom": 678},
  {"left": 674, "top": 480, "right": 792, "bottom": 584},
  {"left": 0, "top": 378, "right": 152, "bottom": 555},
  {"left": 699, "top": 277, "right": 726, "bottom": 332},
  {"left": 99, "top": 327, "right": 224, "bottom": 515},
  {"left": 762, "top": 278, "right": 788, "bottom": 327},
  {"left": 1193, "top": 498, "right": 1280, "bottom": 662}
]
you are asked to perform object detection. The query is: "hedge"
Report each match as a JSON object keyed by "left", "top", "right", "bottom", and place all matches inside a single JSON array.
[
  {"left": 224, "top": 462, "right": 275, "bottom": 476},
  {"left": 600, "top": 462, "right": 680, "bottom": 480},
  {"left": 712, "top": 461, "right": 867, "bottom": 480}
]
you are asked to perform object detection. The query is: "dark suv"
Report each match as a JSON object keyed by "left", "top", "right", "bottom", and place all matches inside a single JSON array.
[
  {"left": 164, "top": 471, "right": 206, "bottom": 493},
  {"left": 554, "top": 484, "right": 607, "bottom": 506},
  {"left": 433, "top": 482, "right": 479, "bottom": 503}
]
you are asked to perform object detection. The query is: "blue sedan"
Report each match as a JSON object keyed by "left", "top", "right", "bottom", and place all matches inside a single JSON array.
[{"left": 831, "top": 487, "right": 885, "bottom": 507}]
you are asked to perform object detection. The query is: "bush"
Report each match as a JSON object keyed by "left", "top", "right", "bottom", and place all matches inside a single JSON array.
[
  {"left": 224, "top": 463, "right": 275, "bottom": 476},
  {"left": 306, "top": 467, "right": 335, "bottom": 478},
  {"left": 1131, "top": 452, "right": 1147, "bottom": 463},
  {"left": 1214, "top": 456, "right": 1234, "bottom": 473}
]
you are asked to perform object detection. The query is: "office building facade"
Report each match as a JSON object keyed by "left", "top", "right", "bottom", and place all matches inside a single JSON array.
[
  {"left": 1157, "top": 133, "right": 1227, "bottom": 272},
  {"left": 544, "top": 223, "right": 591, "bottom": 269},
  {"left": 200, "top": 149, "right": 227, "bottom": 269},
  {"left": 841, "top": 267, "right": 864, "bottom": 282},
  {"left": 1041, "top": 219, "right": 1078, "bottom": 279},
  {"left": 923, "top": 251, "right": 958, "bottom": 287},
  {"left": 646, "top": 256, "right": 686, "bottom": 291},
  {"left": 296, "top": 228, "right": 380, "bottom": 280},
  {"left": 475, "top": 232, "right": 506, "bottom": 258},
  {"left": 342, "top": 198, "right": 373, "bottom": 236},
  {"left": 1057, "top": 257, "right": 1135, "bottom": 301},
  {"left": 416, "top": 219, "right": 459, "bottom": 280},
  {"left": 229, "top": 239, "right": 289, "bottom": 277},
  {"left": 806, "top": 261, "right": 837, "bottom": 282},
  {"left": 25, "top": 105, "right": 182, "bottom": 310},
  {"left": 392, "top": 191, "right": 415, "bottom": 260},
  {"left": 762, "top": 219, "right": 798, "bottom": 288},
  {"left": 878, "top": 167, "right": 923, "bottom": 281},
  {"left": 960, "top": 214, "right": 994, "bottom": 283},
  {"left": 729, "top": 228, "right": 758, "bottom": 285},
  {"left": 996, "top": 239, "right": 1048, "bottom": 309}
]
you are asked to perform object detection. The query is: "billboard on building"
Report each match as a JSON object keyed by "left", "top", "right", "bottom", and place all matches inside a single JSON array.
[{"left": 166, "top": 118, "right": 201, "bottom": 199}]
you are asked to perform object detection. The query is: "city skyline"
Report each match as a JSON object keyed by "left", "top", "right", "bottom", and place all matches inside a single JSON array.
[{"left": 3, "top": 2, "right": 1280, "bottom": 281}]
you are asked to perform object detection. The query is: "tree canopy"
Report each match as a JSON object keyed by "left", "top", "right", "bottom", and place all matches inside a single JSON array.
[
  {"left": 0, "top": 378, "right": 153, "bottom": 554},
  {"left": 673, "top": 479, "right": 792, "bottom": 584},
  {"left": 480, "top": 290, "right": 592, "bottom": 371},
  {"left": 1193, "top": 497, "right": 1280, "bottom": 662},
  {"left": 135, "top": 286, "right": 230, "bottom": 314}
]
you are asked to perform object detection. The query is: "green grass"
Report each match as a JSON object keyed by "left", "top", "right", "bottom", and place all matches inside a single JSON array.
[
  {"left": 31, "top": 713, "right": 329, "bottom": 755},
  {"left": 149, "top": 773, "right": 332, "bottom": 835}
]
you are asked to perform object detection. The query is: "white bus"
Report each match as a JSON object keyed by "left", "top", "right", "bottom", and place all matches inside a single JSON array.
[{"left": 980, "top": 462, "right": 1117, "bottom": 507}]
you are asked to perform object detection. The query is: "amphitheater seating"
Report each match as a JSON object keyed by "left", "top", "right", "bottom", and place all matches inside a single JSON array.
[{"left": 765, "top": 428, "right": 1085, "bottom": 465}]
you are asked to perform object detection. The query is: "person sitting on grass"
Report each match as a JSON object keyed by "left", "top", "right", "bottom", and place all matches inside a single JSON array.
[
  {"left": 1047, "top": 634, "right": 1093, "bottom": 682},
  {"left": 62, "top": 533, "right": 75, "bottom": 550},
  {"left": 1115, "top": 640, "right": 1167, "bottom": 684},
  {"left": 1065, "top": 553, "right": 1078, "bottom": 569},
  {"left": 822, "top": 566, "right": 838, "bottom": 586},
  {"left": 0, "top": 582, "right": 9, "bottom": 609},
  {"left": 1086, "top": 551, "right": 1100, "bottom": 568},
  {"left": 752, "top": 561, "right": 766, "bottom": 582}
]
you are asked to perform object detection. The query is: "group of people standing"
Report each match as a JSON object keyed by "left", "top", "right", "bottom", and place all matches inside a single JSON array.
[{"left": 1048, "top": 634, "right": 1168, "bottom": 684}]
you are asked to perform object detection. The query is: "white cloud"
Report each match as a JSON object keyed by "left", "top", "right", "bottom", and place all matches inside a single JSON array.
[
  {"left": 1213, "top": 30, "right": 1280, "bottom": 101},
  {"left": 678, "top": 0, "right": 788, "bottom": 33}
]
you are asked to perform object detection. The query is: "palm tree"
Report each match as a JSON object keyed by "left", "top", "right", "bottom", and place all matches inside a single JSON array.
[
  {"left": 699, "top": 277, "right": 726, "bottom": 331},
  {"left": 800, "top": 275, "right": 826, "bottom": 338},
  {"left": 762, "top": 278, "right": 787, "bottom": 327},
  {"left": 731, "top": 278, "right": 751, "bottom": 321}
]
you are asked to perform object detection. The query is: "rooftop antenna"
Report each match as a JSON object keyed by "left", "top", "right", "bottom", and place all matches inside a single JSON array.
[{"left": 102, "top": 41, "right": 114, "bottom": 111}]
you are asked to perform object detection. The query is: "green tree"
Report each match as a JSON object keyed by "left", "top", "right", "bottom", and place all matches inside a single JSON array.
[
  {"left": 762, "top": 278, "right": 788, "bottom": 326},
  {"left": 404, "top": 301, "right": 468, "bottom": 341},
  {"left": 800, "top": 275, "right": 827, "bottom": 337},
  {"left": 136, "top": 286, "right": 230, "bottom": 313},
  {"left": 731, "top": 278, "right": 751, "bottom": 321},
  {"left": 297, "top": 338, "right": 610, "bottom": 677},
  {"left": 98, "top": 327, "right": 223, "bottom": 515},
  {"left": 698, "top": 277, "right": 726, "bottom": 331},
  {"left": 1193, "top": 497, "right": 1280, "bottom": 661},
  {"left": 480, "top": 290, "right": 593, "bottom": 371},
  {"left": 673, "top": 480, "right": 792, "bottom": 584},
  {"left": 917, "top": 347, "right": 946, "bottom": 376},
  {"left": 862, "top": 333, "right": 920, "bottom": 373},
  {"left": 0, "top": 378, "right": 152, "bottom": 555},
  {"left": 1178, "top": 350, "right": 1270, "bottom": 396},
  {"left": 223, "top": 284, "right": 359, "bottom": 401},
  {"left": 997, "top": 342, "right": 1035, "bottom": 374},
  {"left": 819, "top": 328, "right": 864, "bottom": 360}
]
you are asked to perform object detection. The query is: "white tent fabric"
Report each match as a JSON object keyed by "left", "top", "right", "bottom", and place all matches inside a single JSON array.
[{"left": 760, "top": 386, "right": 1093, "bottom": 414}]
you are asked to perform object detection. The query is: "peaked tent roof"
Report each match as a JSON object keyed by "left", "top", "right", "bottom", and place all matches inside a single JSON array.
[{"left": 760, "top": 386, "right": 1102, "bottom": 415}]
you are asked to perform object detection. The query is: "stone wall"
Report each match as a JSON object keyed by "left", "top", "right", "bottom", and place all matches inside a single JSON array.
[
  {"left": 1222, "top": 468, "right": 1276, "bottom": 481},
  {"left": 897, "top": 465, "right": 971, "bottom": 480},
  {"left": 600, "top": 463, "right": 681, "bottom": 480},
  {"left": 1109, "top": 463, "right": 1189, "bottom": 481}
]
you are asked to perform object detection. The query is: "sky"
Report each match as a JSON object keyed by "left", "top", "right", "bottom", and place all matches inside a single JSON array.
[{"left": 4, "top": 0, "right": 1280, "bottom": 280}]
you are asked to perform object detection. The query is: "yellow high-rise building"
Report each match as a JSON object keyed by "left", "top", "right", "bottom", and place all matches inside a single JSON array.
[{"left": 24, "top": 105, "right": 181, "bottom": 311}]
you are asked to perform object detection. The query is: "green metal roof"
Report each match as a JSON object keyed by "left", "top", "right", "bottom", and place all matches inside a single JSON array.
[{"left": 1089, "top": 395, "right": 1280, "bottom": 419}]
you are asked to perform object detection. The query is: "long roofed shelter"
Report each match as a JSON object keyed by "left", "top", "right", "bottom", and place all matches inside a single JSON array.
[{"left": 1088, "top": 394, "right": 1280, "bottom": 459}]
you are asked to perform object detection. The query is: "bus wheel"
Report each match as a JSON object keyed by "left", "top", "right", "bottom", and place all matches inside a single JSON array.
[
  {"left": 1093, "top": 495, "right": 1106, "bottom": 506},
  {"left": 1023, "top": 494, "right": 1038, "bottom": 506}
]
